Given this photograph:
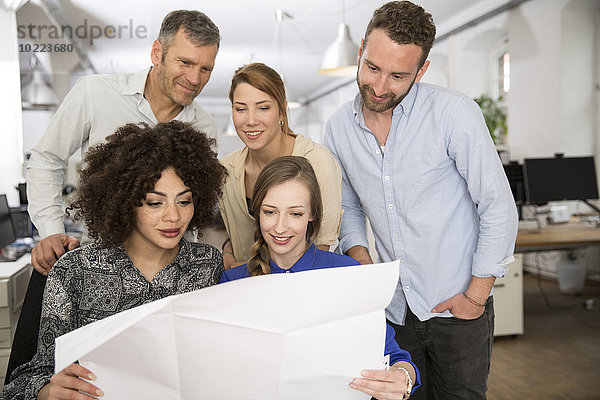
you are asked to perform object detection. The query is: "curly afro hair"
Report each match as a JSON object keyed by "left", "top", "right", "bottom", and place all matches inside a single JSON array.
[{"left": 69, "top": 121, "right": 227, "bottom": 247}]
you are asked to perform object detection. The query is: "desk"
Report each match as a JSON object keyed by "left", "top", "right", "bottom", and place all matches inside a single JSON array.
[
  {"left": 516, "top": 219, "right": 600, "bottom": 252},
  {"left": 496, "top": 219, "right": 600, "bottom": 337},
  {"left": 0, "top": 255, "right": 32, "bottom": 385},
  {"left": 492, "top": 219, "right": 600, "bottom": 337}
]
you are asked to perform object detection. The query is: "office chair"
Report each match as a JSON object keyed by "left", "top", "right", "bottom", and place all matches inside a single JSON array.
[{"left": 4, "top": 270, "right": 47, "bottom": 384}]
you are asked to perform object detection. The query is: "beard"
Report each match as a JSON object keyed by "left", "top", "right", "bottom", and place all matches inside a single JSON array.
[
  {"left": 357, "top": 73, "right": 417, "bottom": 113},
  {"left": 155, "top": 64, "right": 197, "bottom": 107}
]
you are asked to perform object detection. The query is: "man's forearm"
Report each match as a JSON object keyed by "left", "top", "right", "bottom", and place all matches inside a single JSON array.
[
  {"left": 464, "top": 276, "right": 496, "bottom": 305},
  {"left": 345, "top": 245, "right": 373, "bottom": 265}
]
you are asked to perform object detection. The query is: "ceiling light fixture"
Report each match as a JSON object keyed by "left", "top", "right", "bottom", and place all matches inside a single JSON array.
[
  {"left": 318, "top": 0, "right": 359, "bottom": 77},
  {"left": 21, "top": 57, "right": 58, "bottom": 107}
]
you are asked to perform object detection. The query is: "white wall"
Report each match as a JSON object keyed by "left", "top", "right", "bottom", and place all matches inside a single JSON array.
[
  {"left": 289, "top": 82, "right": 357, "bottom": 143},
  {"left": 22, "top": 110, "right": 54, "bottom": 154},
  {"left": 1, "top": 6, "right": 24, "bottom": 207},
  {"left": 559, "top": 0, "right": 598, "bottom": 157},
  {"left": 499, "top": 0, "right": 598, "bottom": 163}
]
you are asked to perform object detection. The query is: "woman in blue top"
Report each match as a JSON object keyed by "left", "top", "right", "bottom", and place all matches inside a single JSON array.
[{"left": 220, "top": 156, "right": 419, "bottom": 400}]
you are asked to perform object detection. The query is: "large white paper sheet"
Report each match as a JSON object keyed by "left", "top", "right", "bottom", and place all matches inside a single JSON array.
[{"left": 55, "top": 261, "right": 399, "bottom": 399}]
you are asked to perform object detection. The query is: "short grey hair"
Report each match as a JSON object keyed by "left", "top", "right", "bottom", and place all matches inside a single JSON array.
[{"left": 157, "top": 10, "right": 220, "bottom": 55}]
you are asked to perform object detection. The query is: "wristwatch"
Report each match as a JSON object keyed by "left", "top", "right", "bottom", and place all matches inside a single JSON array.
[{"left": 395, "top": 366, "right": 413, "bottom": 399}]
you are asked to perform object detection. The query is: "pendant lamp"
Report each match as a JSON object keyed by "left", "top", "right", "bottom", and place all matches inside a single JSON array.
[{"left": 318, "top": 1, "right": 359, "bottom": 76}]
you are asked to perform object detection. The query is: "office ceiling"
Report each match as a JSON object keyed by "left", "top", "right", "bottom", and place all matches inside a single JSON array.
[{"left": 17, "top": 0, "right": 476, "bottom": 104}]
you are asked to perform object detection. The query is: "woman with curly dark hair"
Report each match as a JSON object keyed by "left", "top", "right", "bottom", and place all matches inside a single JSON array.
[{"left": 2, "top": 121, "right": 227, "bottom": 400}]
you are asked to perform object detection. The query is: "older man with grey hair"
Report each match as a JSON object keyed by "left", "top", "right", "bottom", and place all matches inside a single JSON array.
[{"left": 26, "top": 10, "right": 221, "bottom": 274}]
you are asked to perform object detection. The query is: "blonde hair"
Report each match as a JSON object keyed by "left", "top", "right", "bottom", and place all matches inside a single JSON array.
[{"left": 247, "top": 156, "right": 323, "bottom": 276}]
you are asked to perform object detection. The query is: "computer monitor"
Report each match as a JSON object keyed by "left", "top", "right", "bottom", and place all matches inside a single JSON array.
[
  {"left": 503, "top": 162, "right": 525, "bottom": 205},
  {"left": 0, "top": 194, "right": 17, "bottom": 248},
  {"left": 503, "top": 162, "right": 525, "bottom": 220},
  {"left": 523, "top": 156, "right": 599, "bottom": 206},
  {"left": 18, "top": 182, "right": 27, "bottom": 205}
]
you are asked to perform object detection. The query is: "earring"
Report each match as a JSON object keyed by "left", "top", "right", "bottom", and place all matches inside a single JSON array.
[{"left": 279, "top": 120, "right": 284, "bottom": 127}]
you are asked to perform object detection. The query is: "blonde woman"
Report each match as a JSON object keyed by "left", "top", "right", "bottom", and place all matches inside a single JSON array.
[{"left": 219, "top": 63, "right": 342, "bottom": 269}]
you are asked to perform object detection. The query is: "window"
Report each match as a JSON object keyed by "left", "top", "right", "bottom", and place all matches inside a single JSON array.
[
  {"left": 495, "top": 51, "right": 510, "bottom": 99},
  {"left": 491, "top": 45, "right": 509, "bottom": 146}
]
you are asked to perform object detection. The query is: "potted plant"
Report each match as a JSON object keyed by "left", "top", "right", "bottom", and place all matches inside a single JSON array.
[{"left": 473, "top": 94, "right": 507, "bottom": 144}]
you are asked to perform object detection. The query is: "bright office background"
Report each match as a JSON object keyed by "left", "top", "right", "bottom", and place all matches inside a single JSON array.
[{"left": 1, "top": 0, "right": 600, "bottom": 276}]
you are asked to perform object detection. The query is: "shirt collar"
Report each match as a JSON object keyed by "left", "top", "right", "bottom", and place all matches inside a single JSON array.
[
  {"left": 122, "top": 67, "right": 198, "bottom": 123},
  {"left": 113, "top": 237, "right": 191, "bottom": 273},
  {"left": 269, "top": 243, "right": 318, "bottom": 273},
  {"left": 177, "top": 101, "right": 197, "bottom": 122},
  {"left": 122, "top": 67, "right": 151, "bottom": 96}
]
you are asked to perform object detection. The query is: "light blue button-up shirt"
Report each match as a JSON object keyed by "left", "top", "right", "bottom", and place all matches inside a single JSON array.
[{"left": 324, "top": 83, "right": 518, "bottom": 324}]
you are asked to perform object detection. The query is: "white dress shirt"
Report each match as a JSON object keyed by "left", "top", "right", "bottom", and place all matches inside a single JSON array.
[{"left": 26, "top": 68, "right": 217, "bottom": 238}]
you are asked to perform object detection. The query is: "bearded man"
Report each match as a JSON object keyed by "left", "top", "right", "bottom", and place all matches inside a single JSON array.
[{"left": 324, "top": 2, "right": 518, "bottom": 399}]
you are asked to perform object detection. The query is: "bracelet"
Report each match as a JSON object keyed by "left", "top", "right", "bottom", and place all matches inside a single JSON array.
[
  {"left": 222, "top": 251, "right": 234, "bottom": 257},
  {"left": 463, "top": 292, "right": 486, "bottom": 307},
  {"left": 394, "top": 366, "right": 413, "bottom": 399},
  {"left": 221, "top": 238, "right": 231, "bottom": 251}
]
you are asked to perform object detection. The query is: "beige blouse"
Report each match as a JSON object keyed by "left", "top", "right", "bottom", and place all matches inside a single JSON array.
[{"left": 219, "top": 134, "right": 342, "bottom": 264}]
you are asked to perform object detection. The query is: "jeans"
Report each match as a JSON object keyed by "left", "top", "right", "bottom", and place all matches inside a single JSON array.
[{"left": 387, "top": 297, "right": 495, "bottom": 400}]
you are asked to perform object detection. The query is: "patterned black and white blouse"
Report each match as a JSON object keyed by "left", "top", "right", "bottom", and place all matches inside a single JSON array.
[{"left": 2, "top": 238, "right": 223, "bottom": 399}]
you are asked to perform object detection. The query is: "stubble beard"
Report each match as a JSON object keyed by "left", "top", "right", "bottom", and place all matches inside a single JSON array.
[
  {"left": 357, "top": 73, "right": 416, "bottom": 113},
  {"left": 156, "top": 63, "right": 196, "bottom": 107}
]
